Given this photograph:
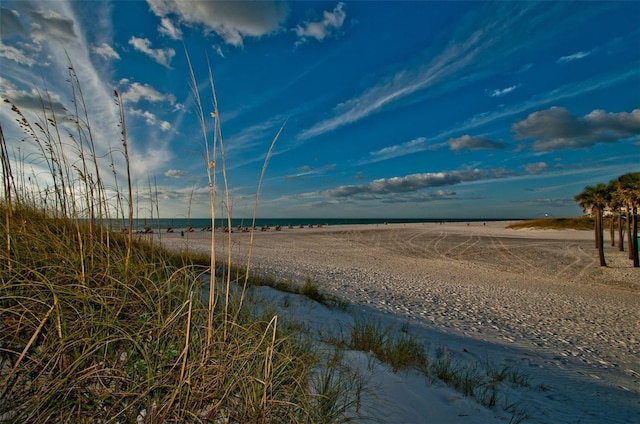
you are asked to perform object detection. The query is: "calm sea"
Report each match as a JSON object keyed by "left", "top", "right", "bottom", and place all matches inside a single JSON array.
[{"left": 110, "top": 217, "right": 513, "bottom": 231}]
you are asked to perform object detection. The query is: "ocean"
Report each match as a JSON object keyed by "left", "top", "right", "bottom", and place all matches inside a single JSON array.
[{"left": 110, "top": 217, "right": 513, "bottom": 232}]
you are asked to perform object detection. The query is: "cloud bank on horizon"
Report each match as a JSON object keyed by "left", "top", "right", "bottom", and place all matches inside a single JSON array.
[{"left": 0, "top": 0, "right": 638, "bottom": 220}]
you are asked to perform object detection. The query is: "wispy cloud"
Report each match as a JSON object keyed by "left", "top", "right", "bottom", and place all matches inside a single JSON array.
[
  {"left": 295, "top": 2, "right": 347, "bottom": 45},
  {"left": 29, "top": 10, "right": 76, "bottom": 41},
  {"left": 119, "top": 81, "right": 176, "bottom": 105},
  {"left": 296, "top": 3, "right": 546, "bottom": 140},
  {"left": 0, "top": 41, "right": 36, "bottom": 66},
  {"left": 348, "top": 62, "right": 639, "bottom": 169},
  {"left": 158, "top": 16, "right": 182, "bottom": 40},
  {"left": 0, "top": 7, "right": 27, "bottom": 38},
  {"left": 489, "top": 85, "right": 518, "bottom": 97},
  {"left": 128, "top": 36, "right": 175, "bottom": 68},
  {"left": 92, "top": 42, "right": 119, "bottom": 60},
  {"left": 225, "top": 116, "right": 287, "bottom": 156},
  {"left": 378, "top": 190, "right": 456, "bottom": 204},
  {"left": 130, "top": 108, "right": 172, "bottom": 131},
  {"left": 513, "top": 106, "right": 640, "bottom": 151},
  {"left": 165, "top": 169, "right": 189, "bottom": 178},
  {"left": 365, "top": 137, "right": 430, "bottom": 164},
  {"left": 557, "top": 50, "right": 591, "bottom": 63},
  {"left": 285, "top": 164, "right": 336, "bottom": 180},
  {"left": 524, "top": 161, "right": 549, "bottom": 174}
]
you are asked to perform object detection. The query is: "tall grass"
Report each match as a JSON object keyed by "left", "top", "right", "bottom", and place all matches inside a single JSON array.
[{"left": 0, "top": 61, "right": 355, "bottom": 423}]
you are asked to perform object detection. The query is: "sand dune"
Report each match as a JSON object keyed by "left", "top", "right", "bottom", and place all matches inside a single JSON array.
[{"left": 154, "top": 221, "right": 640, "bottom": 423}]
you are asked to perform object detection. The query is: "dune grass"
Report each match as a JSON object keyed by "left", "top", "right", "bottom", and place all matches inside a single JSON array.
[
  {"left": 0, "top": 205, "right": 321, "bottom": 422},
  {"left": 0, "top": 60, "right": 362, "bottom": 422},
  {"left": 507, "top": 217, "right": 593, "bottom": 231},
  {"left": 335, "top": 318, "right": 531, "bottom": 419}
]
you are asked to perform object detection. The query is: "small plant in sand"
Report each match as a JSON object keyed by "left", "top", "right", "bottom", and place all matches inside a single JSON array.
[
  {"left": 301, "top": 277, "right": 324, "bottom": 302},
  {"left": 348, "top": 318, "right": 428, "bottom": 372}
]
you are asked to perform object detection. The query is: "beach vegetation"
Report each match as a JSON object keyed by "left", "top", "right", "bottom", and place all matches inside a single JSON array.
[
  {"left": 0, "top": 203, "right": 322, "bottom": 422},
  {"left": 344, "top": 318, "right": 530, "bottom": 414},
  {"left": 506, "top": 216, "right": 594, "bottom": 231},
  {"left": 575, "top": 183, "right": 611, "bottom": 266},
  {"left": 301, "top": 277, "right": 324, "bottom": 303},
  {"left": 615, "top": 172, "right": 640, "bottom": 267},
  {"left": 0, "top": 61, "right": 364, "bottom": 423},
  {"left": 239, "top": 272, "right": 348, "bottom": 310},
  {"left": 307, "top": 349, "right": 371, "bottom": 423},
  {"left": 574, "top": 172, "right": 640, "bottom": 267}
]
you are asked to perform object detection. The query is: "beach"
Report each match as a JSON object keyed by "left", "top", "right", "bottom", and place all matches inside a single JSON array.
[{"left": 154, "top": 221, "right": 640, "bottom": 423}]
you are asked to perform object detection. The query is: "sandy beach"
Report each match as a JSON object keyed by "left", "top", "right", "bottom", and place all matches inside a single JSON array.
[{"left": 154, "top": 221, "right": 639, "bottom": 423}]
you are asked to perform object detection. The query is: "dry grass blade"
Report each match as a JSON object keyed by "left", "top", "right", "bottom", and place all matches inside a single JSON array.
[{"left": 1, "top": 302, "right": 54, "bottom": 396}]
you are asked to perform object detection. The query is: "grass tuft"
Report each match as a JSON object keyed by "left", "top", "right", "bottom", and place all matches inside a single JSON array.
[{"left": 348, "top": 318, "right": 428, "bottom": 372}]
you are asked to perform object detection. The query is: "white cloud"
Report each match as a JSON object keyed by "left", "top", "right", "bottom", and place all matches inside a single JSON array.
[
  {"left": 295, "top": 2, "right": 346, "bottom": 44},
  {"left": 490, "top": 85, "right": 518, "bottom": 97},
  {"left": 130, "top": 108, "right": 172, "bottom": 131},
  {"left": 513, "top": 106, "right": 640, "bottom": 151},
  {"left": 92, "top": 42, "right": 120, "bottom": 60},
  {"left": 165, "top": 169, "right": 189, "bottom": 178},
  {"left": 128, "top": 36, "right": 175, "bottom": 68},
  {"left": 158, "top": 16, "right": 182, "bottom": 40},
  {"left": 557, "top": 50, "right": 591, "bottom": 63},
  {"left": 120, "top": 81, "right": 176, "bottom": 105},
  {"left": 159, "top": 120, "right": 171, "bottom": 131},
  {"left": 146, "top": 0, "right": 288, "bottom": 47},
  {"left": 0, "top": 41, "right": 36, "bottom": 66}
]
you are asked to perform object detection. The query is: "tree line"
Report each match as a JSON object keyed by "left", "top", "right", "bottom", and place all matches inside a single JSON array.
[{"left": 574, "top": 172, "right": 640, "bottom": 268}]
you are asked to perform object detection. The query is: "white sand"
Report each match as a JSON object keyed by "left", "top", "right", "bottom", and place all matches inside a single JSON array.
[{"left": 153, "top": 222, "right": 640, "bottom": 423}]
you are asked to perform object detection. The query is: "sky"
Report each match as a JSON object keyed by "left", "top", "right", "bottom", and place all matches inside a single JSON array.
[{"left": 1, "top": 1, "right": 639, "bottom": 220}]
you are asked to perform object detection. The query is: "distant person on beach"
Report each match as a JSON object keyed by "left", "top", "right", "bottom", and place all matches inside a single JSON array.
[{"left": 181, "top": 230, "right": 184, "bottom": 237}]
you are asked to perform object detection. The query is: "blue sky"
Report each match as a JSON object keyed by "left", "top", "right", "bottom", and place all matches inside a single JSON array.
[{"left": 1, "top": 1, "right": 639, "bottom": 220}]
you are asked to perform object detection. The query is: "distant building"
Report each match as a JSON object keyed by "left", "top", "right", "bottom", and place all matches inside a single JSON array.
[{"left": 585, "top": 206, "right": 616, "bottom": 217}]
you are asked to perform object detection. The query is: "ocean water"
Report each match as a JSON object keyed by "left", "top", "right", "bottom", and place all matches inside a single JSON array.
[{"left": 110, "top": 217, "right": 509, "bottom": 232}]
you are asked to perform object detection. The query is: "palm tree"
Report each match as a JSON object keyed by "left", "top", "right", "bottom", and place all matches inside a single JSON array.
[
  {"left": 608, "top": 179, "right": 625, "bottom": 251},
  {"left": 618, "top": 172, "right": 640, "bottom": 267},
  {"left": 575, "top": 183, "right": 611, "bottom": 267}
]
